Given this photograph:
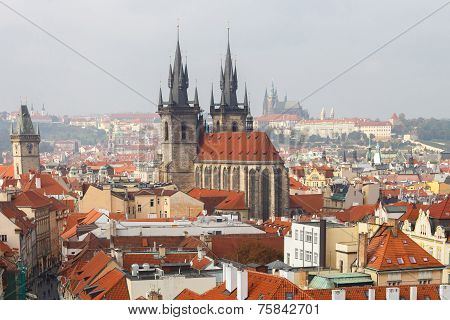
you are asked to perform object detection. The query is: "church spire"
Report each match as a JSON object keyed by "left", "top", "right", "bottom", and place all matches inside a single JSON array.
[
  {"left": 194, "top": 86, "right": 199, "bottom": 107},
  {"left": 158, "top": 87, "right": 163, "bottom": 107},
  {"left": 168, "top": 26, "right": 188, "bottom": 106},
  {"left": 210, "top": 84, "right": 215, "bottom": 107}
]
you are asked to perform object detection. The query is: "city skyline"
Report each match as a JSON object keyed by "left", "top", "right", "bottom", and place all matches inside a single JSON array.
[{"left": 1, "top": 0, "right": 449, "bottom": 118}]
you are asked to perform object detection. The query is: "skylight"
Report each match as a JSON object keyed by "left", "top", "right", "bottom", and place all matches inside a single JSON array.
[
  {"left": 409, "top": 256, "right": 417, "bottom": 264},
  {"left": 386, "top": 258, "right": 392, "bottom": 264},
  {"left": 397, "top": 258, "right": 404, "bottom": 265},
  {"left": 423, "top": 257, "right": 429, "bottom": 262}
]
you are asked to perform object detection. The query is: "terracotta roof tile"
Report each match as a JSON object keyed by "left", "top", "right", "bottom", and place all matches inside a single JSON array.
[
  {"left": 198, "top": 131, "right": 282, "bottom": 162},
  {"left": 366, "top": 226, "right": 444, "bottom": 271}
]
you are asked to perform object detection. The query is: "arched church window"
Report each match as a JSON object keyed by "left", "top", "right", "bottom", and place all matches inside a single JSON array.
[
  {"left": 261, "top": 169, "right": 271, "bottom": 221},
  {"left": 213, "top": 167, "right": 220, "bottom": 189},
  {"left": 223, "top": 167, "right": 229, "bottom": 190},
  {"left": 204, "top": 167, "right": 212, "bottom": 189},
  {"left": 232, "top": 167, "right": 240, "bottom": 190},
  {"left": 181, "top": 122, "right": 187, "bottom": 140},
  {"left": 164, "top": 122, "right": 169, "bottom": 141},
  {"left": 232, "top": 122, "right": 238, "bottom": 132}
]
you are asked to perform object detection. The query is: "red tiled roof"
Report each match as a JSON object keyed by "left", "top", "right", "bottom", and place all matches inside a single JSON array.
[
  {"left": 0, "top": 202, "right": 33, "bottom": 234},
  {"left": 261, "top": 218, "right": 292, "bottom": 236},
  {"left": 303, "top": 284, "right": 441, "bottom": 300},
  {"left": 289, "top": 177, "right": 309, "bottom": 191},
  {"left": 72, "top": 251, "right": 112, "bottom": 295},
  {"left": 366, "top": 226, "right": 444, "bottom": 271},
  {"left": 21, "top": 172, "right": 70, "bottom": 195},
  {"left": 0, "top": 164, "right": 14, "bottom": 179},
  {"left": 79, "top": 268, "right": 129, "bottom": 300},
  {"left": 190, "top": 255, "right": 214, "bottom": 271},
  {"left": 0, "top": 241, "right": 14, "bottom": 256},
  {"left": 175, "top": 288, "right": 202, "bottom": 300},
  {"left": 428, "top": 197, "right": 450, "bottom": 220},
  {"left": 188, "top": 188, "right": 247, "bottom": 214},
  {"left": 335, "top": 204, "right": 377, "bottom": 223},
  {"left": 13, "top": 190, "right": 52, "bottom": 209},
  {"left": 198, "top": 131, "right": 282, "bottom": 162},
  {"left": 176, "top": 270, "right": 301, "bottom": 300},
  {"left": 289, "top": 194, "right": 323, "bottom": 213}
]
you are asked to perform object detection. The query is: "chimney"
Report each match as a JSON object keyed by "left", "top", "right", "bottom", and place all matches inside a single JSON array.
[
  {"left": 197, "top": 247, "right": 204, "bottom": 261},
  {"left": 386, "top": 288, "right": 399, "bottom": 300},
  {"left": 410, "top": 287, "right": 417, "bottom": 300},
  {"left": 392, "top": 219, "right": 398, "bottom": 237},
  {"left": 367, "top": 288, "right": 375, "bottom": 300},
  {"left": 439, "top": 285, "right": 449, "bottom": 300},
  {"left": 237, "top": 269, "right": 248, "bottom": 300},
  {"left": 225, "top": 265, "right": 237, "bottom": 292},
  {"left": 131, "top": 264, "right": 139, "bottom": 277},
  {"left": 158, "top": 246, "right": 166, "bottom": 258},
  {"left": 35, "top": 177, "right": 41, "bottom": 189},
  {"left": 357, "top": 232, "right": 368, "bottom": 272},
  {"left": 331, "top": 289, "right": 346, "bottom": 300}
]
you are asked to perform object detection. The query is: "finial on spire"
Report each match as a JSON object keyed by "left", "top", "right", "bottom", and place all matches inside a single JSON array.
[
  {"left": 226, "top": 20, "right": 230, "bottom": 44},
  {"left": 176, "top": 18, "right": 180, "bottom": 42}
]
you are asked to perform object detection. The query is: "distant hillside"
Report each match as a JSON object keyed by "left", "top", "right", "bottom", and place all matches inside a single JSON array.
[
  {"left": 392, "top": 116, "right": 450, "bottom": 141},
  {"left": 0, "top": 120, "right": 107, "bottom": 154}
]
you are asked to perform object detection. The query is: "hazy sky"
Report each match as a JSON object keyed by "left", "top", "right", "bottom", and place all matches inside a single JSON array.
[{"left": 0, "top": 0, "right": 449, "bottom": 119}]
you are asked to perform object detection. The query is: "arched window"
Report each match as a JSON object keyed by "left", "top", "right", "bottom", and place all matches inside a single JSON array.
[
  {"left": 181, "top": 122, "right": 187, "bottom": 140},
  {"left": 232, "top": 167, "right": 240, "bottom": 190},
  {"left": 164, "top": 122, "right": 169, "bottom": 141},
  {"left": 249, "top": 169, "right": 257, "bottom": 217},
  {"left": 232, "top": 121, "right": 238, "bottom": 132},
  {"left": 213, "top": 167, "right": 220, "bottom": 189},
  {"left": 261, "top": 169, "right": 271, "bottom": 221},
  {"left": 274, "top": 168, "right": 282, "bottom": 214},
  {"left": 195, "top": 167, "right": 202, "bottom": 187},
  {"left": 223, "top": 167, "right": 229, "bottom": 190},
  {"left": 204, "top": 167, "right": 211, "bottom": 189}
]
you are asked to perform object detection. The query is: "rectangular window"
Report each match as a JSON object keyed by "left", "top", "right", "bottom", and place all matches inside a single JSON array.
[
  {"left": 137, "top": 205, "right": 142, "bottom": 213},
  {"left": 313, "top": 232, "right": 318, "bottom": 244},
  {"left": 295, "top": 248, "right": 298, "bottom": 259},
  {"left": 299, "top": 230, "right": 304, "bottom": 241},
  {"left": 299, "top": 249, "right": 304, "bottom": 260},
  {"left": 0, "top": 235, "right": 7, "bottom": 242},
  {"left": 294, "top": 230, "right": 298, "bottom": 240},
  {"left": 306, "top": 231, "right": 313, "bottom": 243},
  {"left": 306, "top": 251, "right": 312, "bottom": 262},
  {"left": 150, "top": 199, "right": 154, "bottom": 207},
  {"left": 314, "top": 252, "right": 318, "bottom": 264}
]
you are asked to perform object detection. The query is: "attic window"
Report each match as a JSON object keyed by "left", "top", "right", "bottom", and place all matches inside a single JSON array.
[
  {"left": 402, "top": 240, "right": 408, "bottom": 245},
  {"left": 369, "top": 256, "right": 377, "bottom": 263},
  {"left": 397, "top": 258, "right": 404, "bottom": 265},
  {"left": 409, "top": 257, "right": 417, "bottom": 264},
  {"left": 386, "top": 258, "right": 392, "bottom": 264},
  {"left": 423, "top": 257, "right": 429, "bottom": 262}
]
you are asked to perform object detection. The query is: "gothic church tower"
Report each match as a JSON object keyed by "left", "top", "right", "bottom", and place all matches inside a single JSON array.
[
  {"left": 10, "top": 104, "right": 41, "bottom": 178},
  {"left": 210, "top": 33, "right": 252, "bottom": 133},
  {"left": 158, "top": 33, "right": 202, "bottom": 192}
]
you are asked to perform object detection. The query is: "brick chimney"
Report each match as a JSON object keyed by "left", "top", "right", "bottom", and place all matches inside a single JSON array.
[{"left": 357, "top": 232, "right": 368, "bottom": 272}]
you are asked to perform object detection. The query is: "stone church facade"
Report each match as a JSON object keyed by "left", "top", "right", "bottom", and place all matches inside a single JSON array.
[{"left": 158, "top": 34, "right": 289, "bottom": 219}]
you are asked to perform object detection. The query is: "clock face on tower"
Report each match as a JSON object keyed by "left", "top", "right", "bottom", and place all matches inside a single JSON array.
[{"left": 26, "top": 143, "right": 33, "bottom": 154}]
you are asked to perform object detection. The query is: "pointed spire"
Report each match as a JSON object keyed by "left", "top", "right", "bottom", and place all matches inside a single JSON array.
[
  {"left": 220, "top": 90, "right": 226, "bottom": 107},
  {"left": 168, "top": 88, "right": 174, "bottom": 105},
  {"left": 158, "top": 87, "right": 163, "bottom": 107},
  {"left": 184, "top": 63, "right": 189, "bottom": 87},
  {"left": 210, "top": 84, "right": 215, "bottom": 107},
  {"left": 36, "top": 123, "right": 40, "bottom": 135},
  {"left": 168, "top": 63, "right": 173, "bottom": 88},
  {"left": 220, "top": 62, "right": 225, "bottom": 90},
  {"left": 194, "top": 87, "right": 199, "bottom": 107},
  {"left": 243, "top": 83, "right": 248, "bottom": 108}
]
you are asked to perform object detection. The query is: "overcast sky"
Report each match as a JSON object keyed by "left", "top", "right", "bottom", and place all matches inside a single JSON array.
[{"left": 0, "top": 0, "right": 449, "bottom": 119}]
